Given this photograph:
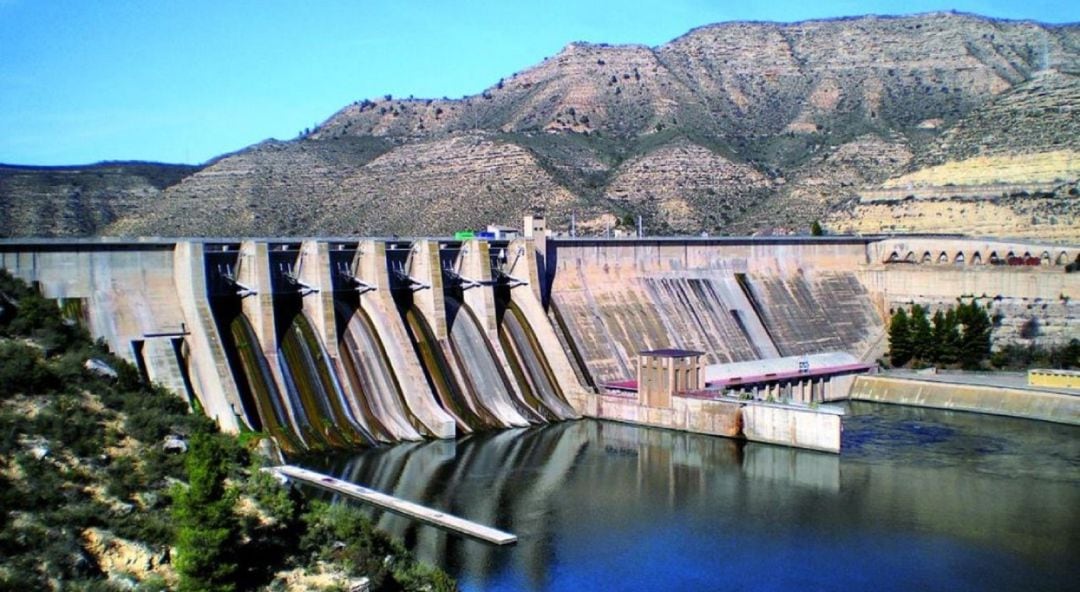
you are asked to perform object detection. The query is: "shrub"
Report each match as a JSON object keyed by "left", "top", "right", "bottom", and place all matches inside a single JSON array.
[
  {"left": 173, "top": 433, "right": 241, "bottom": 592},
  {"left": 0, "top": 341, "right": 57, "bottom": 397}
]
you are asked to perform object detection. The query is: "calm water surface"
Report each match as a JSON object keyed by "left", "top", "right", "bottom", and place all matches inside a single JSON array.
[{"left": 306, "top": 402, "right": 1080, "bottom": 591}]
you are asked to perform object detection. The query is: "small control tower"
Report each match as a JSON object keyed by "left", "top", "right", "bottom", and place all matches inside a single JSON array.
[{"left": 637, "top": 349, "right": 704, "bottom": 408}]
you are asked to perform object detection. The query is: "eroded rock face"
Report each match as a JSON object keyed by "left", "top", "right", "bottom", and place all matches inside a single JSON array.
[{"left": 4, "top": 14, "right": 1078, "bottom": 240}]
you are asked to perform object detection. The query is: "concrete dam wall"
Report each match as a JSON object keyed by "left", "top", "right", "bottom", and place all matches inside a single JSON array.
[
  {"left": 0, "top": 238, "right": 584, "bottom": 454},
  {"left": 546, "top": 238, "right": 887, "bottom": 387},
  {"left": 2, "top": 234, "right": 1076, "bottom": 453},
  {"left": 547, "top": 236, "right": 1079, "bottom": 389}
]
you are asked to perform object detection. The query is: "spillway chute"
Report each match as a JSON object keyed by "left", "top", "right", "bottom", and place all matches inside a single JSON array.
[
  {"left": 498, "top": 298, "right": 578, "bottom": 420},
  {"left": 401, "top": 304, "right": 489, "bottom": 432},
  {"left": 445, "top": 296, "right": 532, "bottom": 428},
  {"left": 278, "top": 311, "right": 376, "bottom": 448},
  {"left": 337, "top": 302, "right": 423, "bottom": 442},
  {"left": 227, "top": 313, "right": 307, "bottom": 455}
]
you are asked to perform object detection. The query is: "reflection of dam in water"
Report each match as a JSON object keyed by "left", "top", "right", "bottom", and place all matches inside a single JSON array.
[{"left": 311, "top": 406, "right": 1079, "bottom": 592}]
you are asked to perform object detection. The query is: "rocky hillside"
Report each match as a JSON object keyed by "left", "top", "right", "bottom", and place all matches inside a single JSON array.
[{"left": 4, "top": 12, "right": 1079, "bottom": 239}]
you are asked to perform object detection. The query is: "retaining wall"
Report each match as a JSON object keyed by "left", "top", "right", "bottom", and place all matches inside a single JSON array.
[{"left": 850, "top": 375, "right": 1080, "bottom": 425}]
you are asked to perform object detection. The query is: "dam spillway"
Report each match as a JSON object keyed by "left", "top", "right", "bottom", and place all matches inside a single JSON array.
[{"left": 0, "top": 234, "right": 1076, "bottom": 454}]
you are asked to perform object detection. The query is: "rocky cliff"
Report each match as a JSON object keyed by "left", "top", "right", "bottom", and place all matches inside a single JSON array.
[{"left": 3, "top": 12, "right": 1078, "bottom": 240}]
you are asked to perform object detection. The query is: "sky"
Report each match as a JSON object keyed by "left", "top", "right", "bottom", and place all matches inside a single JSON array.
[{"left": 1, "top": 0, "right": 1075, "bottom": 166}]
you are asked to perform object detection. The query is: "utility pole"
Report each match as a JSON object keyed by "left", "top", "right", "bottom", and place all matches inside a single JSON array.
[
  {"left": 637, "top": 215, "right": 643, "bottom": 238},
  {"left": 571, "top": 212, "right": 577, "bottom": 238}
]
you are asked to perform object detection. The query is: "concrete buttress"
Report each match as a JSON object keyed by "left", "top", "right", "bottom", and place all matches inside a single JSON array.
[
  {"left": 358, "top": 240, "right": 455, "bottom": 438},
  {"left": 173, "top": 242, "right": 244, "bottom": 432}
]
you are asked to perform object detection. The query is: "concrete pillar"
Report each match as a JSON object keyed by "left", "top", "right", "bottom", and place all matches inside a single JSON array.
[
  {"left": 456, "top": 239, "right": 496, "bottom": 333},
  {"left": 358, "top": 240, "right": 455, "bottom": 438},
  {"left": 523, "top": 216, "right": 547, "bottom": 303},
  {"left": 237, "top": 240, "right": 303, "bottom": 432},
  {"left": 298, "top": 241, "right": 334, "bottom": 351},
  {"left": 409, "top": 240, "right": 448, "bottom": 340},
  {"left": 505, "top": 238, "right": 588, "bottom": 413},
  {"left": 172, "top": 242, "right": 244, "bottom": 433}
]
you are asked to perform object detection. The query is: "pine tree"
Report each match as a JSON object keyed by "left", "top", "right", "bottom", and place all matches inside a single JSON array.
[
  {"left": 931, "top": 309, "right": 961, "bottom": 365},
  {"left": 957, "top": 300, "right": 992, "bottom": 370},
  {"left": 174, "top": 433, "right": 239, "bottom": 592},
  {"left": 909, "top": 304, "right": 933, "bottom": 363},
  {"left": 888, "top": 308, "right": 913, "bottom": 367}
]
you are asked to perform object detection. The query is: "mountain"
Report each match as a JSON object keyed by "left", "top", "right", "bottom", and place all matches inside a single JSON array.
[
  {"left": 4, "top": 12, "right": 1079, "bottom": 240},
  {"left": 0, "top": 162, "right": 197, "bottom": 238}
]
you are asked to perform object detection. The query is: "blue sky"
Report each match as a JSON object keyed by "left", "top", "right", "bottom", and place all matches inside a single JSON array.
[{"left": 1, "top": 0, "right": 1075, "bottom": 166}]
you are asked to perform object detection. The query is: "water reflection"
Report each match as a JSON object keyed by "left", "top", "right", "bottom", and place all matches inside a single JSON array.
[{"left": 309, "top": 404, "right": 1079, "bottom": 592}]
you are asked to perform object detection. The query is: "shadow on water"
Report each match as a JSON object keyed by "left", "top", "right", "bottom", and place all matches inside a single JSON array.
[{"left": 306, "top": 404, "right": 1079, "bottom": 592}]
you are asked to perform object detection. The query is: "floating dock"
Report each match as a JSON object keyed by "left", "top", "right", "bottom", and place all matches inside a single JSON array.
[{"left": 267, "top": 465, "right": 517, "bottom": 545}]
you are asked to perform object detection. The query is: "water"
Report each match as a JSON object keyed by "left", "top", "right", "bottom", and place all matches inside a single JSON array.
[{"left": 306, "top": 402, "right": 1080, "bottom": 591}]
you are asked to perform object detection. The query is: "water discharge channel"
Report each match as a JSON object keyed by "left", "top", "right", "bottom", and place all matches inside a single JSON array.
[{"left": 305, "top": 402, "right": 1079, "bottom": 592}]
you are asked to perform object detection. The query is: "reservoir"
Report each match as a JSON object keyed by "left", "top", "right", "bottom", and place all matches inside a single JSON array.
[{"left": 306, "top": 402, "right": 1079, "bottom": 591}]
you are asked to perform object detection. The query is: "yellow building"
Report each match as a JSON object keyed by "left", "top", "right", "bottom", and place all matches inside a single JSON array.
[{"left": 1028, "top": 369, "right": 1080, "bottom": 390}]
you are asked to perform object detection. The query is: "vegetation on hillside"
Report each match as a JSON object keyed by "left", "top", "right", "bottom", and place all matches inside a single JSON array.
[{"left": 0, "top": 270, "right": 455, "bottom": 591}]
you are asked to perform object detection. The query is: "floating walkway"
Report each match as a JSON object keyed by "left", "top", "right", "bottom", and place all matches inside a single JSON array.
[{"left": 267, "top": 465, "right": 517, "bottom": 545}]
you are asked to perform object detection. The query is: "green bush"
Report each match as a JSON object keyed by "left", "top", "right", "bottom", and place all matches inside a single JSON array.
[{"left": 0, "top": 341, "right": 57, "bottom": 397}]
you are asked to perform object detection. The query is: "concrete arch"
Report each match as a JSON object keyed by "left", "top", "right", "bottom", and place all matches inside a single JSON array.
[
  {"left": 922, "top": 251, "right": 934, "bottom": 263},
  {"left": 1041, "top": 251, "right": 1051, "bottom": 265},
  {"left": 888, "top": 251, "right": 900, "bottom": 263},
  {"left": 905, "top": 251, "right": 917, "bottom": 263},
  {"left": 989, "top": 251, "right": 1001, "bottom": 265},
  {"left": 971, "top": 252, "right": 983, "bottom": 265},
  {"left": 954, "top": 252, "right": 965, "bottom": 264},
  {"left": 936, "top": 251, "right": 948, "bottom": 264},
  {"left": 1056, "top": 251, "right": 1069, "bottom": 266}
]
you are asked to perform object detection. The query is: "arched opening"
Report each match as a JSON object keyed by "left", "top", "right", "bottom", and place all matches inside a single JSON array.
[
  {"left": 971, "top": 252, "right": 983, "bottom": 265},
  {"left": 989, "top": 251, "right": 1001, "bottom": 265},
  {"left": 937, "top": 252, "right": 949, "bottom": 264},
  {"left": 1056, "top": 252, "right": 1069, "bottom": 266},
  {"left": 1041, "top": 251, "right": 1051, "bottom": 265},
  {"left": 905, "top": 251, "right": 916, "bottom": 263},
  {"left": 954, "top": 252, "right": 965, "bottom": 264},
  {"left": 922, "top": 251, "right": 933, "bottom": 263},
  {"left": 887, "top": 251, "right": 900, "bottom": 263}
]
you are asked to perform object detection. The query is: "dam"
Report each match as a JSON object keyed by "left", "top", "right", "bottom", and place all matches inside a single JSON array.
[{"left": 0, "top": 231, "right": 1077, "bottom": 454}]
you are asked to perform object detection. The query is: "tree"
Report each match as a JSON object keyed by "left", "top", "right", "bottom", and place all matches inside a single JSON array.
[
  {"left": 810, "top": 220, "right": 824, "bottom": 236},
  {"left": 956, "top": 299, "right": 992, "bottom": 370},
  {"left": 931, "top": 309, "right": 961, "bottom": 365},
  {"left": 174, "top": 433, "right": 240, "bottom": 592},
  {"left": 888, "top": 308, "right": 912, "bottom": 367},
  {"left": 909, "top": 305, "right": 933, "bottom": 363}
]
